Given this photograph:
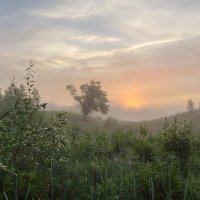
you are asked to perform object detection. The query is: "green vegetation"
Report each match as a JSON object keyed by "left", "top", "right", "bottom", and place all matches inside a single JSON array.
[{"left": 0, "top": 66, "right": 200, "bottom": 199}]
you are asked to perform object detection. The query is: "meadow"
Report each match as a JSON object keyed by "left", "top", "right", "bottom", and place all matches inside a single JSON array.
[{"left": 0, "top": 67, "right": 200, "bottom": 200}]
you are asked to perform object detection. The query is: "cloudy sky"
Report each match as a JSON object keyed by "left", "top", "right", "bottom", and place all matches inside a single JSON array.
[{"left": 0, "top": 0, "right": 200, "bottom": 120}]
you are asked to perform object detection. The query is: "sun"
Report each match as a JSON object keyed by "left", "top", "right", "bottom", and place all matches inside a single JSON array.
[{"left": 121, "top": 97, "right": 144, "bottom": 109}]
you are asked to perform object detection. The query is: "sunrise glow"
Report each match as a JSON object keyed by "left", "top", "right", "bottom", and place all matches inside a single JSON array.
[
  {"left": 1, "top": 0, "right": 200, "bottom": 120},
  {"left": 120, "top": 97, "right": 144, "bottom": 109}
]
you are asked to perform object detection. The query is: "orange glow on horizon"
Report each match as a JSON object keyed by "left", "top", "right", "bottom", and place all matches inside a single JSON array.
[{"left": 120, "top": 97, "right": 144, "bottom": 109}]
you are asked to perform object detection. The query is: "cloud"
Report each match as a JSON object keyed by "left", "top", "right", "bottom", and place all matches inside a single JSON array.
[
  {"left": 31, "top": 0, "right": 106, "bottom": 19},
  {"left": 1, "top": 0, "right": 200, "bottom": 120}
]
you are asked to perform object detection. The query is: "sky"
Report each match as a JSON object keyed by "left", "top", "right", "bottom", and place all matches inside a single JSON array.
[{"left": 0, "top": 0, "right": 200, "bottom": 120}]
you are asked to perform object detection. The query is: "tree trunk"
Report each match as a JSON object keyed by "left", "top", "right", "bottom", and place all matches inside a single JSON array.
[{"left": 83, "top": 113, "right": 88, "bottom": 121}]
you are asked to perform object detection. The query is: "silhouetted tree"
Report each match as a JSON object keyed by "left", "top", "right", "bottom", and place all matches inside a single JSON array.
[
  {"left": 186, "top": 99, "right": 194, "bottom": 112},
  {"left": 66, "top": 80, "right": 109, "bottom": 120}
]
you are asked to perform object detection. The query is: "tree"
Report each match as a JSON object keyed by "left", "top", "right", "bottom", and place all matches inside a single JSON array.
[
  {"left": 0, "top": 79, "right": 25, "bottom": 114},
  {"left": 66, "top": 80, "right": 109, "bottom": 120},
  {"left": 0, "top": 75, "right": 41, "bottom": 116},
  {"left": 186, "top": 99, "right": 194, "bottom": 112}
]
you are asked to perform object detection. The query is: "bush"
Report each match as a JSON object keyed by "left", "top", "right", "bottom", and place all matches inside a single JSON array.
[
  {"left": 134, "top": 138, "right": 155, "bottom": 162},
  {"left": 162, "top": 119, "right": 192, "bottom": 166}
]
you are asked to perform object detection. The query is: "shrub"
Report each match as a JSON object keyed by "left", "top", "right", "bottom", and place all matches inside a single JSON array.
[
  {"left": 162, "top": 119, "right": 192, "bottom": 166},
  {"left": 134, "top": 139, "right": 155, "bottom": 162}
]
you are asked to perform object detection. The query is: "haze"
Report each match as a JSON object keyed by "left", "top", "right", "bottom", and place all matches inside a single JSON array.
[{"left": 1, "top": 0, "right": 200, "bottom": 120}]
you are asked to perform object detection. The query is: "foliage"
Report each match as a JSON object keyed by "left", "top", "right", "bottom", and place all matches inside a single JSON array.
[
  {"left": 161, "top": 118, "right": 192, "bottom": 166},
  {"left": 0, "top": 76, "right": 40, "bottom": 117},
  {"left": 0, "top": 65, "right": 68, "bottom": 199},
  {"left": 0, "top": 67, "right": 200, "bottom": 199},
  {"left": 66, "top": 80, "right": 109, "bottom": 120},
  {"left": 139, "top": 121, "right": 149, "bottom": 138}
]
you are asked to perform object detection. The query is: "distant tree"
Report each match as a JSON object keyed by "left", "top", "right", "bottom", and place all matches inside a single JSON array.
[
  {"left": 66, "top": 80, "right": 109, "bottom": 120},
  {"left": 186, "top": 99, "right": 194, "bottom": 112}
]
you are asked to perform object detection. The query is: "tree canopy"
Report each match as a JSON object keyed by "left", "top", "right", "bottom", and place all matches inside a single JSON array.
[
  {"left": 0, "top": 74, "right": 40, "bottom": 117},
  {"left": 66, "top": 80, "right": 109, "bottom": 120}
]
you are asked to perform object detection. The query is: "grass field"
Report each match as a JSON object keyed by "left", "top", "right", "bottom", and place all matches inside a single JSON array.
[
  {"left": 47, "top": 109, "right": 200, "bottom": 136},
  {"left": 1, "top": 105, "right": 200, "bottom": 199}
]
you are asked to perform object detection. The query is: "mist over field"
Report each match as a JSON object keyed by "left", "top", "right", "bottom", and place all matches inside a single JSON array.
[{"left": 1, "top": 1, "right": 200, "bottom": 199}]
